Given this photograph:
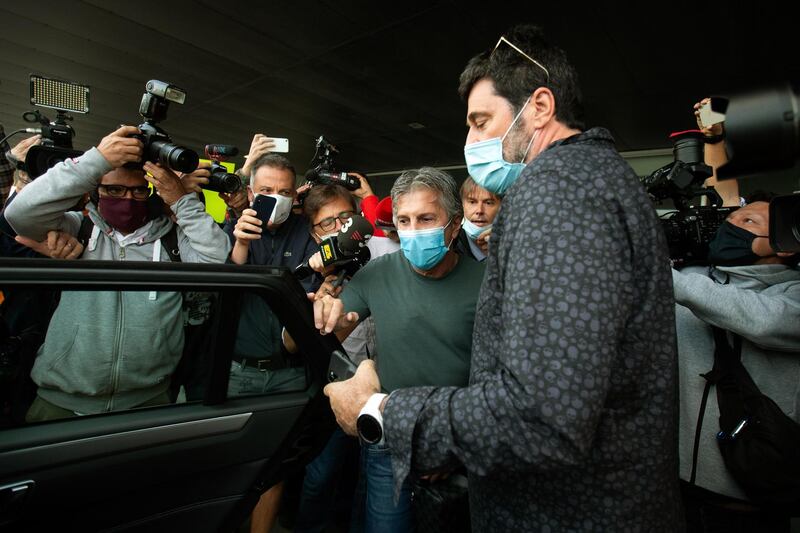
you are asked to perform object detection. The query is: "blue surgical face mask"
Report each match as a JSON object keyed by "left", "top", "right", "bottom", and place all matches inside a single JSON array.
[
  {"left": 461, "top": 218, "right": 491, "bottom": 241},
  {"left": 464, "top": 97, "right": 538, "bottom": 195},
  {"left": 398, "top": 220, "right": 453, "bottom": 271}
]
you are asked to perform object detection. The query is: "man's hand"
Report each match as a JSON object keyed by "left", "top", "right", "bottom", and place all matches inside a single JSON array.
[
  {"left": 313, "top": 293, "right": 359, "bottom": 334},
  {"left": 179, "top": 162, "right": 211, "bottom": 194},
  {"left": 16, "top": 230, "right": 83, "bottom": 259},
  {"left": 97, "top": 126, "right": 143, "bottom": 168},
  {"left": 143, "top": 161, "right": 188, "bottom": 206},
  {"left": 220, "top": 188, "right": 248, "bottom": 217},
  {"left": 351, "top": 172, "right": 374, "bottom": 199},
  {"left": 307, "top": 274, "right": 345, "bottom": 304},
  {"left": 11, "top": 134, "right": 42, "bottom": 163},
  {"left": 476, "top": 227, "right": 492, "bottom": 255},
  {"left": 323, "top": 360, "right": 381, "bottom": 436},
  {"left": 233, "top": 208, "right": 263, "bottom": 243},
  {"left": 241, "top": 134, "right": 277, "bottom": 176}
]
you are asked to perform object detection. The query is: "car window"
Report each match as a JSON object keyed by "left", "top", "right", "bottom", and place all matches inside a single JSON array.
[{"left": 0, "top": 285, "right": 309, "bottom": 429}]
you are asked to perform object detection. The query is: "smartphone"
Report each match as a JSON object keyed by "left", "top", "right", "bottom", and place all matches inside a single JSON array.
[
  {"left": 251, "top": 194, "right": 277, "bottom": 224},
  {"left": 327, "top": 349, "right": 358, "bottom": 383},
  {"left": 699, "top": 101, "right": 726, "bottom": 129},
  {"left": 270, "top": 137, "right": 289, "bottom": 153}
]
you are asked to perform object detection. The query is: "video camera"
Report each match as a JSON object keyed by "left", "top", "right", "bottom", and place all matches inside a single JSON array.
[
  {"left": 14, "top": 75, "right": 88, "bottom": 178},
  {"left": 304, "top": 136, "right": 361, "bottom": 191},
  {"left": 706, "top": 83, "right": 800, "bottom": 252},
  {"left": 202, "top": 144, "right": 243, "bottom": 193},
  {"left": 643, "top": 130, "right": 736, "bottom": 267},
  {"left": 134, "top": 80, "right": 198, "bottom": 174}
]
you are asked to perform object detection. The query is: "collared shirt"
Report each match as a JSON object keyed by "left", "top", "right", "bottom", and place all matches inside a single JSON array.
[{"left": 383, "top": 128, "right": 682, "bottom": 531}]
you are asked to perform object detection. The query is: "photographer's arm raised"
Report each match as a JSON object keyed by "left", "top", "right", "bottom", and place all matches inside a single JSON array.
[
  {"left": 5, "top": 126, "right": 142, "bottom": 241},
  {"left": 672, "top": 268, "right": 800, "bottom": 351},
  {"left": 694, "top": 98, "right": 740, "bottom": 207}
]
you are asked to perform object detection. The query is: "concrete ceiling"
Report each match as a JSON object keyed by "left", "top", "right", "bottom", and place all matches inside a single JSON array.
[{"left": 1, "top": 1, "right": 798, "bottom": 184}]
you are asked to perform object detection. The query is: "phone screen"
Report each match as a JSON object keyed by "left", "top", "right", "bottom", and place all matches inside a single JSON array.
[{"left": 252, "top": 194, "right": 277, "bottom": 224}]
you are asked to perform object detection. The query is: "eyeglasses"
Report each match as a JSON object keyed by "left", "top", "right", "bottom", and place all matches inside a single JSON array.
[
  {"left": 98, "top": 184, "right": 152, "bottom": 200},
  {"left": 313, "top": 211, "right": 355, "bottom": 232},
  {"left": 493, "top": 36, "right": 550, "bottom": 83}
]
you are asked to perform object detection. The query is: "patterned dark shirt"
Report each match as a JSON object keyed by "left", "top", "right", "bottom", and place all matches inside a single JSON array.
[{"left": 383, "top": 128, "right": 682, "bottom": 531}]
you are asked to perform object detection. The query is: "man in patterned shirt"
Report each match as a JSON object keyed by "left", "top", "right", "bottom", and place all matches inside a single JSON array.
[{"left": 322, "top": 24, "right": 681, "bottom": 531}]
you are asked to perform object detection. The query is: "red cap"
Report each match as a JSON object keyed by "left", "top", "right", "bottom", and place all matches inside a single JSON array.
[{"left": 375, "top": 197, "right": 395, "bottom": 229}]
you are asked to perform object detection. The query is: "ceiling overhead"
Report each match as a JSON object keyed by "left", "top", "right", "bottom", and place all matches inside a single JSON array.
[{"left": 1, "top": 1, "right": 798, "bottom": 180}]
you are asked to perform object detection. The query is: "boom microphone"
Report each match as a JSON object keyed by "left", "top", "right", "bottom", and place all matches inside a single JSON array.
[
  {"left": 205, "top": 144, "right": 239, "bottom": 159},
  {"left": 336, "top": 215, "right": 374, "bottom": 255},
  {"left": 294, "top": 215, "right": 374, "bottom": 278}
]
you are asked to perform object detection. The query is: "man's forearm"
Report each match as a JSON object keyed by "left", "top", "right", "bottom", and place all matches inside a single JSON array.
[
  {"left": 231, "top": 240, "right": 249, "bottom": 264},
  {"left": 5, "top": 148, "right": 110, "bottom": 240},
  {"left": 703, "top": 142, "right": 740, "bottom": 207}
]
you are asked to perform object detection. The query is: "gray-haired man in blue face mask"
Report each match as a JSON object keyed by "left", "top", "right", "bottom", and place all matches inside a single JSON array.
[{"left": 323, "top": 24, "right": 681, "bottom": 532}]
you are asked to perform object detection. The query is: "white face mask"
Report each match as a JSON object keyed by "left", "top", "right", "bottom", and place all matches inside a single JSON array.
[{"left": 261, "top": 194, "right": 293, "bottom": 225}]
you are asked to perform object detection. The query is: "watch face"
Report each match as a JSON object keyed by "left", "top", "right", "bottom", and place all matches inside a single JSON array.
[{"left": 357, "top": 414, "right": 382, "bottom": 444}]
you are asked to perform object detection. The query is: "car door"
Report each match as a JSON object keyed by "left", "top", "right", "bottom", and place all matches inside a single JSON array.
[{"left": 0, "top": 258, "right": 343, "bottom": 532}]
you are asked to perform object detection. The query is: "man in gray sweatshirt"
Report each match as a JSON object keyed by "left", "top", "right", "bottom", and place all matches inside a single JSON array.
[
  {"left": 675, "top": 199, "right": 800, "bottom": 531},
  {"left": 5, "top": 125, "right": 231, "bottom": 421}
]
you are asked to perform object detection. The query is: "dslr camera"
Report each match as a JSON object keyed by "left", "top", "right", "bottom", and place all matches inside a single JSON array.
[
  {"left": 643, "top": 130, "right": 736, "bottom": 267},
  {"left": 134, "top": 80, "right": 198, "bottom": 174},
  {"left": 202, "top": 144, "right": 243, "bottom": 193},
  {"left": 304, "top": 136, "right": 361, "bottom": 191}
]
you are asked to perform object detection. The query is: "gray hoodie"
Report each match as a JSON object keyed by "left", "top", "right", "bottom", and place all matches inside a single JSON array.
[
  {"left": 5, "top": 148, "right": 232, "bottom": 413},
  {"left": 674, "top": 264, "right": 800, "bottom": 500}
]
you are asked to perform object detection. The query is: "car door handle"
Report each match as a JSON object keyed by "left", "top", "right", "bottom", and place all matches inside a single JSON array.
[{"left": 0, "top": 480, "right": 35, "bottom": 524}]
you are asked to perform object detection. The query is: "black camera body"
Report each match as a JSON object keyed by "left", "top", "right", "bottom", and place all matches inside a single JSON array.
[
  {"left": 305, "top": 136, "right": 361, "bottom": 191},
  {"left": 644, "top": 130, "right": 730, "bottom": 267},
  {"left": 202, "top": 162, "right": 241, "bottom": 193},
  {"left": 660, "top": 207, "right": 737, "bottom": 267},
  {"left": 134, "top": 80, "right": 198, "bottom": 174},
  {"left": 22, "top": 109, "right": 75, "bottom": 149},
  {"left": 21, "top": 110, "right": 84, "bottom": 178},
  {"left": 201, "top": 144, "right": 242, "bottom": 194}
]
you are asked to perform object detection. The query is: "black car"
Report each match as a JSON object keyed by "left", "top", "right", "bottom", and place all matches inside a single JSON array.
[{"left": 0, "top": 258, "right": 345, "bottom": 532}]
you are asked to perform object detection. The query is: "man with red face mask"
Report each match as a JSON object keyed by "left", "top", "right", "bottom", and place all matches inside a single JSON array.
[{"left": 4, "top": 125, "right": 231, "bottom": 422}]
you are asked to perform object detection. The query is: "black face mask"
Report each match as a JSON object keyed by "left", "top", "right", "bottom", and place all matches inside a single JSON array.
[{"left": 707, "top": 221, "right": 768, "bottom": 266}]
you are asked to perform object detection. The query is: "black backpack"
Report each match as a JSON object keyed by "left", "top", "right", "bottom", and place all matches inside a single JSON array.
[{"left": 690, "top": 326, "right": 800, "bottom": 508}]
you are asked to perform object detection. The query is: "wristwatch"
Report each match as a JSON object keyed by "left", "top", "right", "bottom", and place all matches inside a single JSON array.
[{"left": 357, "top": 393, "right": 388, "bottom": 445}]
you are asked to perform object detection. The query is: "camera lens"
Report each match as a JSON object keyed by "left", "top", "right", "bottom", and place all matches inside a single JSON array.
[
  {"left": 162, "top": 144, "right": 198, "bottom": 173},
  {"left": 204, "top": 171, "right": 242, "bottom": 193}
]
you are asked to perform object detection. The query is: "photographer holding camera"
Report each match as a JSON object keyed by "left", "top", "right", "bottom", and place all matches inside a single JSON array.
[
  {"left": 676, "top": 194, "right": 800, "bottom": 532},
  {"left": 4, "top": 124, "right": 231, "bottom": 421}
]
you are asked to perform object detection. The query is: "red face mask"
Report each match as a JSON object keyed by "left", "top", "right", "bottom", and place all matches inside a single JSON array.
[{"left": 98, "top": 197, "right": 150, "bottom": 234}]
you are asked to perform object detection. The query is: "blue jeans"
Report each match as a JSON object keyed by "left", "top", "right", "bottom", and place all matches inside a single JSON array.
[
  {"left": 350, "top": 442, "right": 413, "bottom": 533},
  {"left": 295, "top": 428, "right": 359, "bottom": 533}
]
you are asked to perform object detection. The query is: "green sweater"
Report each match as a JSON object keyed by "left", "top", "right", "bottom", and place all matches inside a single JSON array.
[{"left": 341, "top": 251, "right": 485, "bottom": 392}]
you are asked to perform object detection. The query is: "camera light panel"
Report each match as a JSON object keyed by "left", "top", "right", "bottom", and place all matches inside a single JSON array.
[{"left": 29, "top": 74, "right": 90, "bottom": 114}]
